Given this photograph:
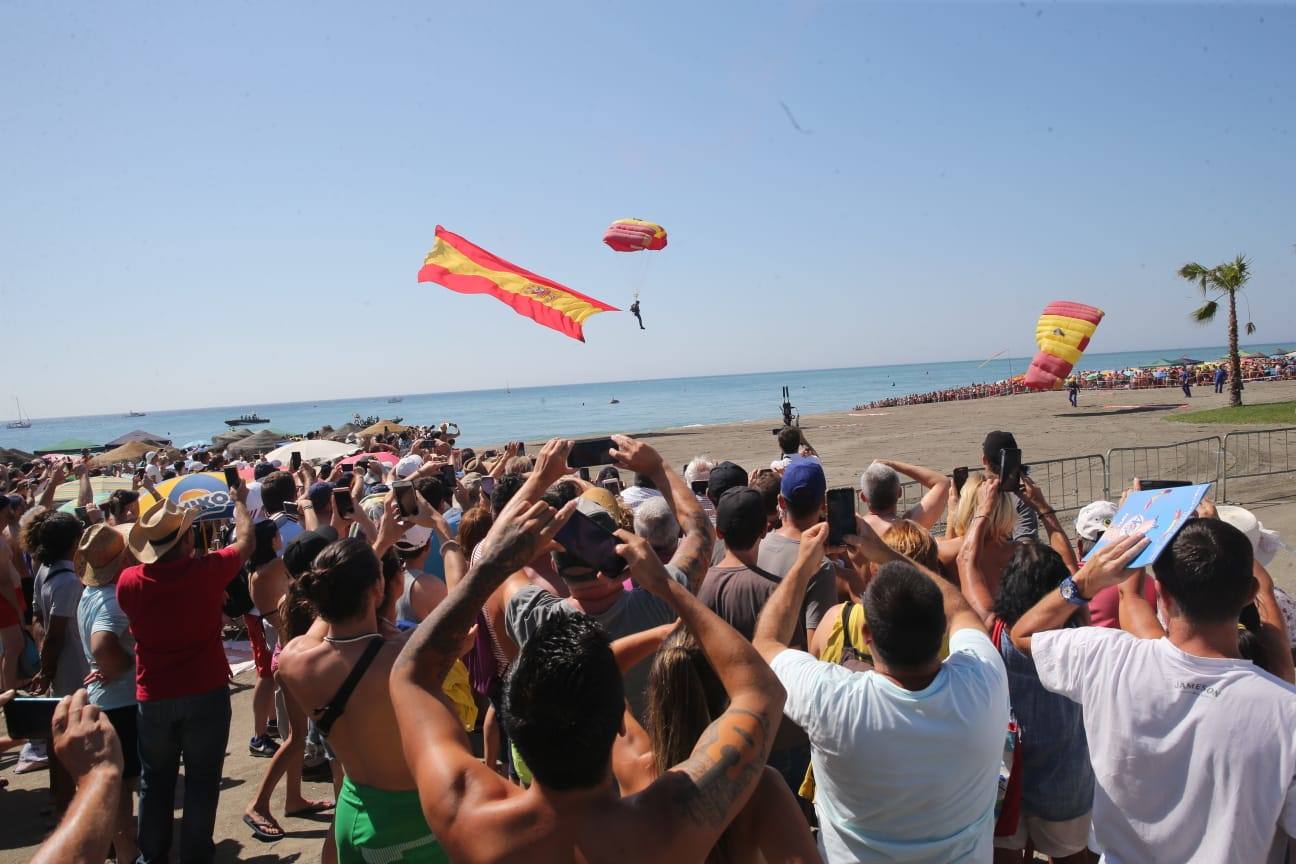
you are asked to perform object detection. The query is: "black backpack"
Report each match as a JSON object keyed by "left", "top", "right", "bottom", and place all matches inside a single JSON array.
[{"left": 222, "top": 566, "right": 255, "bottom": 619}]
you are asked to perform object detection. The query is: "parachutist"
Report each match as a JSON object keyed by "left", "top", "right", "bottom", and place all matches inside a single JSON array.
[{"left": 630, "top": 300, "right": 645, "bottom": 330}]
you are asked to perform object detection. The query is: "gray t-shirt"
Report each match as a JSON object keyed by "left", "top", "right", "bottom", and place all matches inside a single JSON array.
[
  {"left": 33, "top": 561, "right": 90, "bottom": 698},
  {"left": 756, "top": 531, "right": 837, "bottom": 633},
  {"left": 505, "top": 563, "right": 689, "bottom": 722}
]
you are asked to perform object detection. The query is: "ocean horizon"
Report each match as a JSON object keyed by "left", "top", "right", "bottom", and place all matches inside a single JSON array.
[{"left": 4, "top": 341, "right": 1290, "bottom": 452}]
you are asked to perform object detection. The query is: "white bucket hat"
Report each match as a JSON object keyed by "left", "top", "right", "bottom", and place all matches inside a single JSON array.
[{"left": 1215, "top": 505, "right": 1287, "bottom": 567}]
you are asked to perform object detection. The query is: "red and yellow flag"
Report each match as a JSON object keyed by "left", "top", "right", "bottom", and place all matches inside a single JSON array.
[{"left": 417, "top": 226, "right": 617, "bottom": 342}]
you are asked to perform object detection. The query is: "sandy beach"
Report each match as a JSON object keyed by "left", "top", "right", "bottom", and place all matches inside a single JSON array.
[{"left": 3, "top": 380, "right": 1295, "bottom": 863}]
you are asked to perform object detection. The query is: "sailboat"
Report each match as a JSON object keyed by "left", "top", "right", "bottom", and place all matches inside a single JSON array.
[{"left": 6, "top": 397, "right": 31, "bottom": 429}]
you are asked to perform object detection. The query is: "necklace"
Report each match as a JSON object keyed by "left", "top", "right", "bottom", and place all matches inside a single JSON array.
[{"left": 323, "top": 631, "right": 382, "bottom": 645}]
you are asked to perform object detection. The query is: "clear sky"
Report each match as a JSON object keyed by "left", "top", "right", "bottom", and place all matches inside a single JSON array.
[{"left": 3, "top": 1, "right": 1293, "bottom": 418}]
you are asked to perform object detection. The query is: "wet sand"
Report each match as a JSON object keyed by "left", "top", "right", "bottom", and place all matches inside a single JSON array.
[{"left": 3, "top": 379, "right": 1295, "bottom": 863}]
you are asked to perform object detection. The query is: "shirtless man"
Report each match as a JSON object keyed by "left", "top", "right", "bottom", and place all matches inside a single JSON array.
[
  {"left": 858, "top": 458, "right": 951, "bottom": 536},
  {"left": 390, "top": 439, "right": 788, "bottom": 864}
]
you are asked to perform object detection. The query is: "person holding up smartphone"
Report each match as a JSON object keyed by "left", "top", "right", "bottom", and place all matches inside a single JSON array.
[
  {"left": 500, "top": 436, "right": 716, "bottom": 724},
  {"left": 981, "top": 431, "right": 1040, "bottom": 541}
]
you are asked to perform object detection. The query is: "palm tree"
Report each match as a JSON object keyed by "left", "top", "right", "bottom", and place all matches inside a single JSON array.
[{"left": 1177, "top": 255, "right": 1256, "bottom": 407}]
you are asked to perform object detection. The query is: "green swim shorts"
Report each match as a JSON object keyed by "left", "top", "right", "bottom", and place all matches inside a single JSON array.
[{"left": 335, "top": 775, "right": 448, "bottom": 864}]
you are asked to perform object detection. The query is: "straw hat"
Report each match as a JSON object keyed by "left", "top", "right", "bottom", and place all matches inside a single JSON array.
[
  {"left": 127, "top": 498, "right": 197, "bottom": 564},
  {"left": 1215, "top": 505, "right": 1287, "bottom": 567},
  {"left": 78, "top": 523, "right": 132, "bottom": 587}
]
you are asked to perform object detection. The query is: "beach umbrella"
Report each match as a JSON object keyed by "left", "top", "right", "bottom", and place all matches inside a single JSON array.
[
  {"left": 358, "top": 420, "right": 410, "bottom": 437},
  {"left": 211, "top": 428, "right": 253, "bottom": 446},
  {"left": 50, "top": 476, "right": 133, "bottom": 506},
  {"left": 35, "top": 437, "right": 104, "bottom": 455},
  {"left": 178, "top": 439, "right": 209, "bottom": 450},
  {"left": 1171, "top": 355, "right": 1203, "bottom": 366},
  {"left": 0, "top": 447, "right": 35, "bottom": 463},
  {"left": 263, "top": 439, "right": 359, "bottom": 465},
  {"left": 104, "top": 429, "right": 172, "bottom": 448},
  {"left": 138, "top": 472, "right": 235, "bottom": 522},
  {"left": 225, "top": 429, "right": 284, "bottom": 457},
  {"left": 90, "top": 440, "right": 158, "bottom": 468},
  {"left": 338, "top": 451, "right": 399, "bottom": 468}
]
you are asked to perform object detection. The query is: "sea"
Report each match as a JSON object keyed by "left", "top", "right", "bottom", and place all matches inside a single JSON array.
[{"left": 4, "top": 342, "right": 1290, "bottom": 452}]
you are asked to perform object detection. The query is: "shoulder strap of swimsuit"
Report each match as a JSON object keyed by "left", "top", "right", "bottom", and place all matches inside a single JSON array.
[{"left": 314, "top": 637, "right": 384, "bottom": 737}]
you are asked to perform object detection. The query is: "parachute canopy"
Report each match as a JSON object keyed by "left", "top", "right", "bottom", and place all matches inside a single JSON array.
[
  {"left": 1024, "top": 301, "right": 1105, "bottom": 390},
  {"left": 603, "top": 219, "right": 667, "bottom": 252}
]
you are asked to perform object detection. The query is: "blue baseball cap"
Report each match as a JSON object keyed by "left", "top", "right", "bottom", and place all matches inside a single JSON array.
[
  {"left": 780, "top": 458, "right": 826, "bottom": 510},
  {"left": 307, "top": 481, "right": 334, "bottom": 510}
]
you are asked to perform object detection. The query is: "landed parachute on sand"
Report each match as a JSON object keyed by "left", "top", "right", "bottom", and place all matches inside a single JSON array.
[
  {"left": 1024, "top": 301, "right": 1105, "bottom": 390},
  {"left": 603, "top": 219, "right": 667, "bottom": 252}
]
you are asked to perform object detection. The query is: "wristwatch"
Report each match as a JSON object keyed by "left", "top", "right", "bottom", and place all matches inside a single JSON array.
[{"left": 1059, "top": 576, "right": 1089, "bottom": 606}]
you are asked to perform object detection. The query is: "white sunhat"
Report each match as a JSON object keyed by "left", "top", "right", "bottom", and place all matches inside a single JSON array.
[
  {"left": 394, "top": 455, "right": 424, "bottom": 480},
  {"left": 1215, "top": 505, "right": 1287, "bottom": 567}
]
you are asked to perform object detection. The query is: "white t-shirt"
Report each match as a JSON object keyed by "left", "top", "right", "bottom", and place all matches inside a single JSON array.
[
  {"left": 771, "top": 453, "right": 821, "bottom": 472},
  {"left": 1033, "top": 627, "right": 1296, "bottom": 864},
  {"left": 619, "top": 485, "right": 663, "bottom": 511},
  {"left": 771, "top": 629, "right": 1009, "bottom": 863}
]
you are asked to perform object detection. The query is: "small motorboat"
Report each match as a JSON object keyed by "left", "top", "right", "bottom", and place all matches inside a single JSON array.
[
  {"left": 124, "top": 410, "right": 147, "bottom": 417},
  {"left": 225, "top": 413, "right": 270, "bottom": 427}
]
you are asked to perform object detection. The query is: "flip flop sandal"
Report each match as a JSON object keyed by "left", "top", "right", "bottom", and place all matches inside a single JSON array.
[
  {"left": 286, "top": 799, "right": 335, "bottom": 817},
  {"left": 243, "top": 813, "right": 286, "bottom": 842}
]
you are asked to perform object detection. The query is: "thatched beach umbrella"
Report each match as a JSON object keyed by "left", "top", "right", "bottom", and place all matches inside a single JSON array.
[{"left": 358, "top": 419, "right": 410, "bottom": 436}]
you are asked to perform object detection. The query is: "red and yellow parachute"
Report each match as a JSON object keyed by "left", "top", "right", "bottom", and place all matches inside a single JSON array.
[
  {"left": 603, "top": 219, "right": 667, "bottom": 252},
  {"left": 1024, "top": 301, "right": 1105, "bottom": 390}
]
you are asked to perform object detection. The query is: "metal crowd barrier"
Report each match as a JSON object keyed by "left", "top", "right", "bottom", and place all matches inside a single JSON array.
[
  {"left": 1221, "top": 427, "right": 1296, "bottom": 502},
  {"left": 1106, "top": 437, "right": 1223, "bottom": 496}
]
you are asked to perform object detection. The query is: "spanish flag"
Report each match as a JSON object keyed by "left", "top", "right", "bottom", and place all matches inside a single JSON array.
[{"left": 418, "top": 226, "right": 617, "bottom": 342}]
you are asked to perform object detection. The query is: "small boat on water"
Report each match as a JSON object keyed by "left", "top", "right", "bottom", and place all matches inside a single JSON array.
[
  {"left": 609, "top": 398, "right": 620, "bottom": 405},
  {"left": 387, "top": 396, "right": 403, "bottom": 403},
  {"left": 124, "top": 410, "right": 146, "bottom": 417},
  {"left": 5, "top": 397, "right": 31, "bottom": 430},
  {"left": 225, "top": 413, "right": 270, "bottom": 427}
]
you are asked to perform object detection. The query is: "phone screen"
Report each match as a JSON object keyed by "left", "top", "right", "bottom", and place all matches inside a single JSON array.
[
  {"left": 290, "top": 451, "right": 302, "bottom": 471},
  {"left": 826, "top": 488, "right": 856, "bottom": 546},
  {"left": 393, "top": 480, "right": 417, "bottom": 517},
  {"left": 568, "top": 437, "right": 616, "bottom": 469},
  {"left": 1138, "top": 479, "right": 1192, "bottom": 490},
  {"left": 3, "top": 697, "right": 59, "bottom": 740},
  {"left": 480, "top": 475, "right": 495, "bottom": 496},
  {"left": 74, "top": 506, "right": 89, "bottom": 523},
  {"left": 440, "top": 463, "right": 457, "bottom": 490},
  {"left": 1000, "top": 448, "right": 1023, "bottom": 494},
  {"left": 333, "top": 487, "right": 355, "bottom": 517},
  {"left": 690, "top": 479, "right": 709, "bottom": 496},
  {"left": 554, "top": 510, "right": 626, "bottom": 577},
  {"left": 953, "top": 467, "right": 970, "bottom": 495},
  {"left": 223, "top": 466, "right": 240, "bottom": 489}
]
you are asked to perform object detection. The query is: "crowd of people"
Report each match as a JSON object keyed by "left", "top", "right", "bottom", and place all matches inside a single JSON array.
[
  {"left": 856, "top": 353, "right": 1294, "bottom": 411},
  {"left": 2, "top": 420, "right": 1296, "bottom": 864}
]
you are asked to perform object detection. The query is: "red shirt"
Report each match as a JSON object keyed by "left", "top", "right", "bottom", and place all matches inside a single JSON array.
[
  {"left": 1088, "top": 577, "right": 1159, "bottom": 629},
  {"left": 117, "top": 546, "right": 243, "bottom": 701}
]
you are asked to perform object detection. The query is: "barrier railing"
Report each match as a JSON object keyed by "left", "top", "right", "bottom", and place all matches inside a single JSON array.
[
  {"left": 1107, "top": 437, "right": 1223, "bottom": 495},
  {"left": 1221, "top": 427, "right": 1296, "bottom": 502}
]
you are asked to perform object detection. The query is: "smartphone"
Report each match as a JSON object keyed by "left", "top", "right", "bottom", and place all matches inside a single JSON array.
[
  {"left": 480, "top": 475, "right": 495, "bottom": 496},
  {"left": 516, "top": 441, "right": 526, "bottom": 456},
  {"left": 223, "top": 466, "right": 240, "bottom": 490},
  {"left": 74, "top": 506, "right": 89, "bottom": 524},
  {"left": 440, "top": 463, "right": 458, "bottom": 490},
  {"left": 135, "top": 467, "right": 146, "bottom": 479},
  {"left": 953, "top": 467, "right": 970, "bottom": 495},
  {"left": 393, "top": 480, "right": 417, "bottom": 517},
  {"left": 332, "top": 487, "right": 355, "bottom": 518},
  {"left": 554, "top": 510, "right": 627, "bottom": 577},
  {"left": 690, "top": 480, "right": 709, "bottom": 496},
  {"left": 2, "top": 696, "right": 60, "bottom": 739},
  {"left": 290, "top": 451, "right": 302, "bottom": 472},
  {"left": 568, "top": 437, "right": 616, "bottom": 469},
  {"left": 1139, "top": 479, "right": 1192, "bottom": 490},
  {"left": 1000, "top": 448, "right": 1023, "bottom": 494},
  {"left": 826, "top": 488, "right": 856, "bottom": 546},
  {"left": 452, "top": 448, "right": 462, "bottom": 470}
]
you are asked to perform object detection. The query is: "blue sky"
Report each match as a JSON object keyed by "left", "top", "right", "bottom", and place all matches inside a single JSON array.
[{"left": 3, "top": 1, "right": 1293, "bottom": 417}]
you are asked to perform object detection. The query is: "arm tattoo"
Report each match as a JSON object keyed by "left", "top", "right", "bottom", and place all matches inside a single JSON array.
[
  {"left": 671, "top": 510, "right": 716, "bottom": 593},
  {"left": 671, "top": 707, "right": 770, "bottom": 827}
]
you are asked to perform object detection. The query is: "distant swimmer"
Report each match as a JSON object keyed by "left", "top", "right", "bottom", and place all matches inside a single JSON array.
[{"left": 630, "top": 300, "right": 645, "bottom": 330}]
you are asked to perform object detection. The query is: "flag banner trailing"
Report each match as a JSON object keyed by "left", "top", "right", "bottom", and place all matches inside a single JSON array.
[{"left": 418, "top": 226, "right": 617, "bottom": 342}]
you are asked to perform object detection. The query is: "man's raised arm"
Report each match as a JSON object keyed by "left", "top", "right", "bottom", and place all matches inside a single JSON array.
[
  {"left": 614, "top": 531, "right": 784, "bottom": 861},
  {"left": 390, "top": 494, "right": 578, "bottom": 826},
  {"left": 881, "top": 458, "right": 952, "bottom": 530},
  {"left": 611, "top": 435, "right": 714, "bottom": 592}
]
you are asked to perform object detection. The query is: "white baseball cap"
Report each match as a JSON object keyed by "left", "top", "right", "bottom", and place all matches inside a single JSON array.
[
  {"left": 396, "top": 524, "right": 432, "bottom": 551},
  {"left": 1075, "top": 500, "right": 1117, "bottom": 542},
  {"left": 395, "top": 455, "right": 424, "bottom": 480}
]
